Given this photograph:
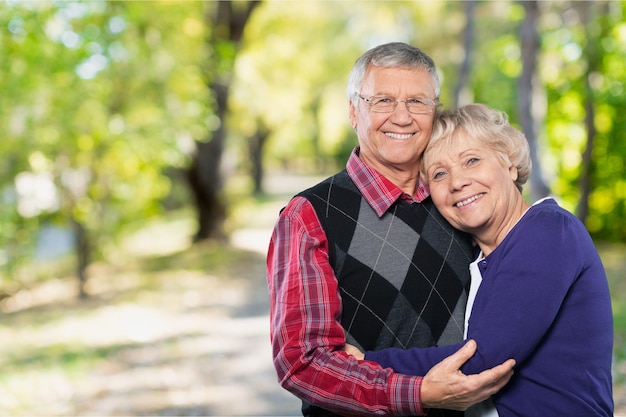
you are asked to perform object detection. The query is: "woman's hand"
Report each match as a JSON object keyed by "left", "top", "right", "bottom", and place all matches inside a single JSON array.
[{"left": 343, "top": 343, "right": 365, "bottom": 360}]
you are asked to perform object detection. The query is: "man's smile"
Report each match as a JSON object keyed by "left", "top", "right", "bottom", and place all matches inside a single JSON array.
[{"left": 385, "top": 132, "right": 415, "bottom": 140}]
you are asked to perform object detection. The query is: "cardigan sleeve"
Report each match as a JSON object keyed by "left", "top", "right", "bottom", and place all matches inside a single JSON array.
[{"left": 366, "top": 202, "right": 587, "bottom": 376}]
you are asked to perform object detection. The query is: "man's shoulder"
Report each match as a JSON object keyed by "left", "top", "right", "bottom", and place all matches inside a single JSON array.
[
  {"left": 296, "top": 170, "right": 354, "bottom": 199},
  {"left": 278, "top": 171, "right": 351, "bottom": 216}
]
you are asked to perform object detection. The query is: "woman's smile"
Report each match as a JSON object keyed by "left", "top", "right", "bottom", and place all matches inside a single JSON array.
[{"left": 455, "top": 193, "right": 485, "bottom": 208}]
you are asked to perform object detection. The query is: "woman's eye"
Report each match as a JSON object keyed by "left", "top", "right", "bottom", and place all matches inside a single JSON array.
[
  {"left": 432, "top": 171, "right": 446, "bottom": 180},
  {"left": 467, "top": 157, "right": 480, "bottom": 165}
]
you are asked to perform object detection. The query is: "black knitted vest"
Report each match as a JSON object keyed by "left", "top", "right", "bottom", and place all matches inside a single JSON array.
[{"left": 298, "top": 170, "right": 472, "bottom": 417}]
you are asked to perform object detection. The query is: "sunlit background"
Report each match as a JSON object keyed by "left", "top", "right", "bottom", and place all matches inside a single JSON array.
[{"left": 1, "top": 1, "right": 625, "bottom": 415}]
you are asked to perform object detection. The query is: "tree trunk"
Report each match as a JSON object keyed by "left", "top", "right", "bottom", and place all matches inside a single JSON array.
[
  {"left": 454, "top": 0, "right": 476, "bottom": 109},
  {"left": 187, "top": 1, "right": 261, "bottom": 242},
  {"left": 249, "top": 124, "right": 269, "bottom": 195},
  {"left": 576, "top": 1, "right": 603, "bottom": 223},
  {"left": 518, "top": 0, "right": 551, "bottom": 200},
  {"left": 187, "top": 82, "right": 229, "bottom": 242},
  {"left": 71, "top": 218, "right": 90, "bottom": 299}
]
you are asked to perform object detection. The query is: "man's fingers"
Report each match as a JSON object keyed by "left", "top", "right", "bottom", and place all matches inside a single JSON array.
[
  {"left": 420, "top": 342, "right": 516, "bottom": 411},
  {"left": 440, "top": 339, "right": 477, "bottom": 370},
  {"left": 482, "top": 358, "right": 516, "bottom": 389},
  {"left": 472, "top": 357, "right": 516, "bottom": 399}
]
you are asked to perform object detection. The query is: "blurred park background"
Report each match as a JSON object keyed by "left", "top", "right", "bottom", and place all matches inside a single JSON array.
[{"left": 1, "top": 0, "right": 625, "bottom": 415}]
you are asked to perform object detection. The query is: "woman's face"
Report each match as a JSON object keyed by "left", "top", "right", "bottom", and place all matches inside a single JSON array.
[{"left": 424, "top": 134, "right": 520, "bottom": 239}]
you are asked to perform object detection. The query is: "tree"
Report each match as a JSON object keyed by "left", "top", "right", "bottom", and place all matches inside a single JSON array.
[
  {"left": 57, "top": 1, "right": 206, "bottom": 296},
  {"left": 518, "top": 0, "right": 550, "bottom": 201},
  {"left": 454, "top": 0, "right": 477, "bottom": 108},
  {"left": 0, "top": 1, "right": 207, "bottom": 297},
  {"left": 187, "top": 1, "right": 260, "bottom": 242},
  {"left": 248, "top": 122, "right": 270, "bottom": 194},
  {"left": 576, "top": 0, "right": 602, "bottom": 223}
]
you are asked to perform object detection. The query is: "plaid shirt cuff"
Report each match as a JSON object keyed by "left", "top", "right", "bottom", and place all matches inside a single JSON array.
[{"left": 388, "top": 373, "right": 426, "bottom": 416}]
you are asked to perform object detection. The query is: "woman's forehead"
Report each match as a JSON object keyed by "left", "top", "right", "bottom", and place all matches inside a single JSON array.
[{"left": 425, "top": 135, "right": 489, "bottom": 164}]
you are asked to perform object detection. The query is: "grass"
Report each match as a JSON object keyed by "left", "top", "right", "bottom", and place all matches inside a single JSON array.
[
  {"left": 599, "top": 241, "right": 626, "bottom": 389},
  {"left": 599, "top": 243, "right": 626, "bottom": 337}
]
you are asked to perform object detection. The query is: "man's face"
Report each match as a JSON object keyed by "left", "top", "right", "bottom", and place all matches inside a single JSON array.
[{"left": 349, "top": 66, "right": 438, "bottom": 176}]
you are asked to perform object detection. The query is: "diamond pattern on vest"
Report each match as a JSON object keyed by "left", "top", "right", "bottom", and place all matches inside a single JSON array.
[{"left": 298, "top": 170, "right": 471, "bottom": 417}]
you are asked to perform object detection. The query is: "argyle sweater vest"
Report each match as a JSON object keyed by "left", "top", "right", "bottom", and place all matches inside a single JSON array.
[{"left": 299, "top": 170, "right": 472, "bottom": 417}]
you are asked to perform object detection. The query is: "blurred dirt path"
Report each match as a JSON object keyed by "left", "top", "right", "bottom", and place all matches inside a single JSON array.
[
  {"left": 0, "top": 174, "right": 323, "bottom": 417},
  {"left": 73, "top": 173, "right": 319, "bottom": 416}
]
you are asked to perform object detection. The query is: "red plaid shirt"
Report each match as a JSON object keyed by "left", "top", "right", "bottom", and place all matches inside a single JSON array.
[{"left": 267, "top": 148, "right": 429, "bottom": 416}]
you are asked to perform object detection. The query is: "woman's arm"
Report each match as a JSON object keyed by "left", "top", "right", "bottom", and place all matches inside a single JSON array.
[
  {"left": 363, "top": 206, "right": 582, "bottom": 376},
  {"left": 364, "top": 343, "right": 465, "bottom": 375}
]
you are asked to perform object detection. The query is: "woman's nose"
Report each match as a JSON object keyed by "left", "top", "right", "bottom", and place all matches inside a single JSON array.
[{"left": 449, "top": 170, "right": 471, "bottom": 190}]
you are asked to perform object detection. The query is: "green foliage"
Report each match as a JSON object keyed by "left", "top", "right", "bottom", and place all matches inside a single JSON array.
[
  {"left": 1, "top": 0, "right": 625, "bottom": 291},
  {"left": 541, "top": 3, "right": 626, "bottom": 240},
  {"left": 0, "top": 1, "right": 207, "bottom": 283},
  {"left": 231, "top": 1, "right": 626, "bottom": 242}
]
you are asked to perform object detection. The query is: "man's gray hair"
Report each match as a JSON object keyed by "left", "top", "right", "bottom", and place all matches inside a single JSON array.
[{"left": 346, "top": 42, "right": 440, "bottom": 106}]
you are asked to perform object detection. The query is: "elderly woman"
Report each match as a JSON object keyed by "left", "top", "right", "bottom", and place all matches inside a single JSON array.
[{"left": 346, "top": 104, "right": 614, "bottom": 416}]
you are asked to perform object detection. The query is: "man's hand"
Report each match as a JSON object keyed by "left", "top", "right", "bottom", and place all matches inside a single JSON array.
[
  {"left": 420, "top": 340, "right": 515, "bottom": 411},
  {"left": 343, "top": 343, "right": 365, "bottom": 360}
]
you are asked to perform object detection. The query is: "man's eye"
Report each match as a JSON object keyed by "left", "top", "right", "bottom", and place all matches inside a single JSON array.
[
  {"left": 407, "top": 98, "right": 423, "bottom": 105},
  {"left": 375, "top": 97, "right": 393, "bottom": 104}
]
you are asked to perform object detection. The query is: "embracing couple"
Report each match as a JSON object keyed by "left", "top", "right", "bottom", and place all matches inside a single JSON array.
[{"left": 266, "top": 42, "right": 613, "bottom": 417}]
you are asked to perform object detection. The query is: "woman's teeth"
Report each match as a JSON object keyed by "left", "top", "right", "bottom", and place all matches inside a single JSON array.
[{"left": 456, "top": 194, "right": 483, "bottom": 207}]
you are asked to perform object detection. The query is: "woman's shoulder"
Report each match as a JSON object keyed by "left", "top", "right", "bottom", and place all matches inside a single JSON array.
[
  {"left": 527, "top": 197, "right": 579, "bottom": 224},
  {"left": 523, "top": 197, "right": 594, "bottom": 243}
]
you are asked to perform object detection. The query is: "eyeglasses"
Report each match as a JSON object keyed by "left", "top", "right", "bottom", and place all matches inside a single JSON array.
[{"left": 357, "top": 94, "right": 439, "bottom": 114}]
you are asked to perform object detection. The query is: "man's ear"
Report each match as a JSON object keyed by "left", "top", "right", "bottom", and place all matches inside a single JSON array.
[{"left": 349, "top": 101, "right": 357, "bottom": 129}]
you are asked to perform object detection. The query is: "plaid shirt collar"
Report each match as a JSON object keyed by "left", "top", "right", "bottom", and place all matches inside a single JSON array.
[{"left": 346, "top": 147, "right": 430, "bottom": 217}]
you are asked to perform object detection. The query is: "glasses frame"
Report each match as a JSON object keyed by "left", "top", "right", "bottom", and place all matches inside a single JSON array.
[{"left": 357, "top": 94, "right": 440, "bottom": 114}]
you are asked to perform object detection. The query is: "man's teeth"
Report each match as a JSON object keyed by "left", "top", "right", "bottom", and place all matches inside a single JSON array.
[
  {"left": 386, "top": 132, "right": 413, "bottom": 139},
  {"left": 456, "top": 194, "right": 483, "bottom": 207}
]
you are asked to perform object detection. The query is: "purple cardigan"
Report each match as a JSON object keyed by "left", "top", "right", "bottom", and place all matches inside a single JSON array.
[{"left": 365, "top": 199, "right": 613, "bottom": 416}]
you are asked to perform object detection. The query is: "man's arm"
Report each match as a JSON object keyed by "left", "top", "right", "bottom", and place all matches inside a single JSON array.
[{"left": 267, "top": 197, "right": 426, "bottom": 416}]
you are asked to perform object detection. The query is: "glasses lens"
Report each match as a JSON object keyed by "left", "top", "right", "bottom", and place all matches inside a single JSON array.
[
  {"left": 366, "top": 96, "right": 435, "bottom": 114},
  {"left": 406, "top": 100, "right": 432, "bottom": 114},
  {"left": 369, "top": 97, "right": 394, "bottom": 112}
]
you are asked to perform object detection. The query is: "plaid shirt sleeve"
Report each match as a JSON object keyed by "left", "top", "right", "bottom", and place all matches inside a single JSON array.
[{"left": 266, "top": 196, "right": 426, "bottom": 416}]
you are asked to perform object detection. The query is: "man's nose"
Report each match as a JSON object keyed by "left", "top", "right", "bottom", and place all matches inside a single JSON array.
[{"left": 390, "top": 100, "right": 413, "bottom": 122}]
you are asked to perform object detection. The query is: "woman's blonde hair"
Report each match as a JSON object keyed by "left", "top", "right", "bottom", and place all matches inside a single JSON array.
[{"left": 421, "top": 103, "right": 532, "bottom": 192}]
